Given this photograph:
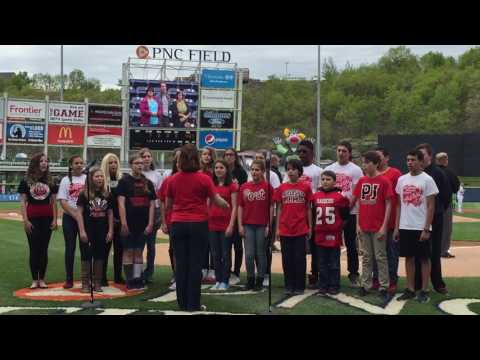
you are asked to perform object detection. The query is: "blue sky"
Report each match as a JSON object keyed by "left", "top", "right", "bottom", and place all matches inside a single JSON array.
[{"left": 0, "top": 45, "right": 477, "bottom": 88}]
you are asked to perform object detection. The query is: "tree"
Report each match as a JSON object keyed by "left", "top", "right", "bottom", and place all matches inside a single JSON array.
[{"left": 68, "top": 69, "right": 86, "bottom": 90}]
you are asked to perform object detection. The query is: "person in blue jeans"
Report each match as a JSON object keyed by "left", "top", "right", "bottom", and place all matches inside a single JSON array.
[{"left": 57, "top": 155, "right": 86, "bottom": 289}]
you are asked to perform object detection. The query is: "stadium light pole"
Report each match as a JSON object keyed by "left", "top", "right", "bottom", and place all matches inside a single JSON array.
[
  {"left": 60, "top": 45, "right": 64, "bottom": 101},
  {"left": 316, "top": 45, "right": 321, "bottom": 162}
]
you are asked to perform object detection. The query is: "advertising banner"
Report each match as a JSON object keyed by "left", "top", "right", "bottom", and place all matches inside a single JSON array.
[
  {"left": 87, "top": 127, "right": 122, "bottom": 147},
  {"left": 47, "top": 125, "right": 84, "bottom": 145},
  {"left": 201, "top": 69, "right": 236, "bottom": 89},
  {"left": 199, "top": 110, "right": 234, "bottom": 129},
  {"left": 6, "top": 123, "right": 45, "bottom": 144},
  {"left": 88, "top": 104, "right": 122, "bottom": 126},
  {"left": 129, "top": 129, "right": 196, "bottom": 150},
  {"left": 7, "top": 100, "right": 46, "bottom": 121},
  {"left": 49, "top": 102, "right": 86, "bottom": 124},
  {"left": 200, "top": 89, "right": 235, "bottom": 109},
  {"left": 199, "top": 130, "right": 234, "bottom": 149}
]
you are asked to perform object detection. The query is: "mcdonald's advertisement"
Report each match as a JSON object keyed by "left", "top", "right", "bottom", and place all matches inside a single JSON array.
[
  {"left": 6, "top": 123, "right": 45, "bottom": 144},
  {"left": 47, "top": 125, "right": 84, "bottom": 145}
]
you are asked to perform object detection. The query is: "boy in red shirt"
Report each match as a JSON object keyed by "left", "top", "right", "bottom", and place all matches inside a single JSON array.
[
  {"left": 312, "top": 170, "right": 350, "bottom": 295},
  {"left": 352, "top": 151, "right": 393, "bottom": 301},
  {"left": 238, "top": 160, "right": 274, "bottom": 290},
  {"left": 274, "top": 159, "right": 313, "bottom": 295}
]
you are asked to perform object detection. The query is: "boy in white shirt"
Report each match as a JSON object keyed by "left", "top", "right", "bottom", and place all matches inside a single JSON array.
[{"left": 394, "top": 149, "right": 439, "bottom": 303}]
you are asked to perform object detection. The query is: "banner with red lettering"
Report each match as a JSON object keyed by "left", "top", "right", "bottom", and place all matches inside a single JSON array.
[
  {"left": 87, "top": 127, "right": 122, "bottom": 147},
  {"left": 48, "top": 125, "right": 84, "bottom": 145},
  {"left": 7, "top": 100, "right": 46, "bottom": 121}
]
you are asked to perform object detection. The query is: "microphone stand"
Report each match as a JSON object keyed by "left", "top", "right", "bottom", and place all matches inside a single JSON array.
[
  {"left": 265, "top": 152, "right": 273, "bottom": 314},
  {"left": 81, "top": 160, "right": 103, "bottom": 309}
]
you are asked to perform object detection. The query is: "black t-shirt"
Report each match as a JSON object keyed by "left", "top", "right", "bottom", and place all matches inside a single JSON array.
[
  {"left": 77, "top": 191, "right": 113, "bottom": 232},
  {"left": 116, "top": 174, "right": 156, "bottom": 233},
  {"left": 18, "top": 179, "right": 59, "bottom": 218},
  {"left": 108, "top": 176, "right": 120, "bottom": 220}
]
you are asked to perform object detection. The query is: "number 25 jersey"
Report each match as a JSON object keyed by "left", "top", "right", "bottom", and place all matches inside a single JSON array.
[{"left": 312, "top": 189, "right": 350, "bottom": 247}]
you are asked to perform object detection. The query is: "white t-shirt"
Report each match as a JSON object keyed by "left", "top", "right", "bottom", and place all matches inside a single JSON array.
[
  {"left": 284, "top": 163, "right": 323, "bottom": 193},
  {"left": 57, "top": 174, "right": 87, "bottom": 210},
  {"left": 395, "top": 172, "right": 439, "bottom": 231},
  {"left": 457, "top": 185, "right": 464, "bottom": 199},
  {"left": 143, "top": 169, "right": 164, "bottom": 207},
  {"left": 248, "top": 171, "right": 281, "bottom": 189},
  {"left": 324, "top": 161, "right": 363, "bottom": 214}
]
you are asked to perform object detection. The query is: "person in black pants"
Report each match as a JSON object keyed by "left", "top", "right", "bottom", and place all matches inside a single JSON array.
[
  {"left": 223, "top": 148, "right": 248, "bottom": 285},
  {"left": 18, "top": 153, "right": 58, "bottom": 289},
  {"left": 57, "top": 155, "right": 86, "bottom": 289},
  {"left": 415, "top": 143, "right": 450, "bottom": 294},
  {"left": 101, "top": 153, "right": 124, "bottom": 285},
  {"left": 76, "top": 167, "right": 114, "bottom": 293},
  {"left": 166, "top": 144, "right": 229, "bottom": 311}
]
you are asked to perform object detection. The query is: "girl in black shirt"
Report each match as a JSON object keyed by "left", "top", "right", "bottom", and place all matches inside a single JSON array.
[
  {"left": 18, "top": 153, "right": 58, "bottom": 289},
  {"left": 76, "top": 167, "right": 113, "bottom": 293}
]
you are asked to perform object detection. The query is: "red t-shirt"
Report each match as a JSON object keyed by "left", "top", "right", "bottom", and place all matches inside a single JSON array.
[
  {"left": 238, "top": 181, "right": 274, "bottom": 226},
  {"left": 157, "top": 176, "right": 172, "bottom": 226},
  {"left": 381, "top": 167, "right": 402, "bottom": 230},
  {"left": 208, "top": 182, "right": 239, "bottom": 231},
  {"left": 313, "top": 189, "right": 350, "bottom": 247},
  {"left": 353, "top": 175, "right": 394, "bottom": 232},
  {"left": 167, "top": 171, "right": 216, "bottom": 223},
  {"left": 274, "top": 181, "right": 312, "bottom": 237}
]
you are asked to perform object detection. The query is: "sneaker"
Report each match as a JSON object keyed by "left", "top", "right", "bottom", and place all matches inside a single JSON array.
[
  {"left": 30, "top": 281, "right": 39, "bottom": 289},
  {"left": 285, "top": 288, "right": 294, "bottom": 296},
  {"left": 358, "top": 287, "right": 368, "bottom": 297},
  {"left": 210, "top": 282, "right": 220, "bottom": 291},
  {"left": 262, "top": 275, "right": 270, "bottom": 287},
  {"left": 417, "top": 290, "right": 430, "bottom": 303},
  {"left": 317, "top": 288, "right": 328, "bottom": 296},
  {"left": 169, "top": 276, "right": 176, "bottom": 284},
  {"left": 63, "top": 280, "right": 74, "bottom": 289},
  {"left": 135, "top": 279, "right": 147, "bottom": 291},
  {"left": 272, "top": 243, "right": 281, "bottom": 253},
  {"left": 144, "top": 277, "right": 153, "bottom": 285},
  {"left": 229, "top": 274, "right": 240, "bottom": 286},
  {"left": 168, "top": 282, "right": 176, "bottom": 291},
  {"left": 327, "top": 288, "right": 340, "bottom": 295},
  {"left": 397, "top": 289, "right": 416, "bottom": 301},
  {"left": 38, "top": 280, "right": 48, "bottom": 289},
  {"left": 207, "top": 270, "right": 216, "bottom": 282},
  {"left": 307, "top": 282, "right": 319, "bottom": 290},
  {"left": 348, "top": 274, "right": 360, "bottom": 287},
  {"left": 434, "top": 286, "right": 449, "bottom": 295},
  {"left": 379, "top": 289, "right": 392, "bottom": 301},
  {"left": 293, "top": 289, "right": 305, "bottom": 295},
  {"left": 200, "top": 305, "right": 207, "bottom": 311},
  {"left": 388, "top": 281, "right": 397, "bottom": 294},
  {"left": 202, "top": 269, "right": 208, "bottom": 279},
  {"left": 218, "top": 282, "right": 229, "bottom": 291},
  {"left": 370, "top": 278, "right": 380, "bottom": 291},
  {"left": 441, "top": 252, "right": 455, "bottom": 259}
]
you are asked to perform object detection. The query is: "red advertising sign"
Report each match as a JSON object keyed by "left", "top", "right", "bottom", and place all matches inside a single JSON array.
[{"left": 48, "top": 125, "right": 84, "bottom": 145}]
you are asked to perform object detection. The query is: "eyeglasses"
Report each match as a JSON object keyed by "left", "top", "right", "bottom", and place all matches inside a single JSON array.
[{"left": 132, "top": 162, "right": 144, "bottom": 165}]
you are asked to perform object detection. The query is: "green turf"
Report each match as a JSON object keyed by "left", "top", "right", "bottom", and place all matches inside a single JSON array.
[
  {"left": 0, "top": 202, "right": 19, "bottom": 211},
  {"left": 452, "top": 222, "right": 480, "bottom": 241},
  {"left": 459, "top": 177, "right": 480, "bottom": 187},
  {"left": 1, "top": 218, "right": 479, "bottom": 315}
]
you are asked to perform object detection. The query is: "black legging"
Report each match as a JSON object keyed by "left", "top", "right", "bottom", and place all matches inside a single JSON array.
[
  {"left": 103, "top": 222, "right": 123, "bottom": 281},
  {"left": 80, "top": 225, "right": 107, "bottom": 261},
  {"left": 26, "top": 217, "right": 53, "bottom": 280}
]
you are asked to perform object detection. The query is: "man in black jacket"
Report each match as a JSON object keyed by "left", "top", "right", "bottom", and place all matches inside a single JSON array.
[
  {"left": 415, "top": 143, "right": 450, "bottom": 295},
  {"left": 436, "top": 152, "right": 460, "bottom": 259}
]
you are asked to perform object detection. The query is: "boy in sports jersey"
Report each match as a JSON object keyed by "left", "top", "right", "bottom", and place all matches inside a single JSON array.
[
  {"left": 394, "top": 150, "right": 438, "bottom": 303},
  {"left": 312, "top": 171, "right": 350, "bottom": 295},
  {"left": 352, "top": 151, "right": 393, "bottom": 301}
]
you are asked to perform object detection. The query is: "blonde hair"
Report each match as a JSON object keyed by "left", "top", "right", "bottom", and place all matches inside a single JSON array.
[
  {"left": 101, "top": 153, "right": 122, "bottom": 192},
  {"left": 436, "top": 152, "right": 448, "bottom": 161}
]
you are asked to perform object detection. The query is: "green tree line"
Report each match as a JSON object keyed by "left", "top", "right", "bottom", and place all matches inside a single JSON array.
[{"left": 3, "top": 46, "right": 480, "bottom": 158}]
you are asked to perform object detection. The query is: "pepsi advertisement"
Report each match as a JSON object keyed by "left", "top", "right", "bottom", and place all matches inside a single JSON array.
[
  {"left": 199, "top": 110, "right": 234, "bottom": 129},
  {"left": 201, "top": 69, "right": 236, "bottom": 89},
  {"left": 199, "top": 130, "right": 234, "bottom": 149}
]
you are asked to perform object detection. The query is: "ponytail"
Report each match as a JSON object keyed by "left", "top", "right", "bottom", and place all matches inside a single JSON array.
[{"left": 67, "top": 155, "right": 82, "bottom": 184}]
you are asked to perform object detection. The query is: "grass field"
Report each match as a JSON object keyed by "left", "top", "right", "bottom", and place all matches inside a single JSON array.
[{"left": 0, "top": 218, "right": 479, "bottom": 315}]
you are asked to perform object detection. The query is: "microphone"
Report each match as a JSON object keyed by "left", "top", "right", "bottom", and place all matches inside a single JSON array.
[{"left": 82, "top": 159, "right": 97, "bottom": 174}]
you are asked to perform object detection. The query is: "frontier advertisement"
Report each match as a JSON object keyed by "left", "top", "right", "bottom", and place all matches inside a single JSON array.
[
  {"left": 6, "top": 123, "right": 45, "bottom": 144},
  {"left": 47, "top": 125, "right": 84, "bottom": 146},
  {"left": 200, "top": 89, "right": 235, "bottom": 109},
  {"left": 7, "top": 100, "right": 46, "bottom": 121},
  {"left": 49, "top": 102, "right": 86, "bottom": 124},
  {"left": 87, "top": 127, "right": 122, "bottom": 148}
]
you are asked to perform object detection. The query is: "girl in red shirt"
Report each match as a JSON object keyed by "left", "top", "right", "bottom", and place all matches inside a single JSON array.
[
  {"left": 18, "top": 153, "right": 58, "bottom": 289},
  {"left": 208, "top": 159, "right": 238, "bottom": 291},
  {"left": 274, "top": 159, "right": 313, "bottom": 295},
  {"left": 200, "top": 146, "right": 216, "bottom": 283},
  {"left": 238, "top": 160, "right": 274, "bottom": 290},
  {"left": 166, "top": 144, "right": 229, "bottom": 312}
]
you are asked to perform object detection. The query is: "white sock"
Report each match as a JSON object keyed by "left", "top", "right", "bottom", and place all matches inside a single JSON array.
[{"left": 133, "top": 264, "right": 143, "bottom": 278}]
